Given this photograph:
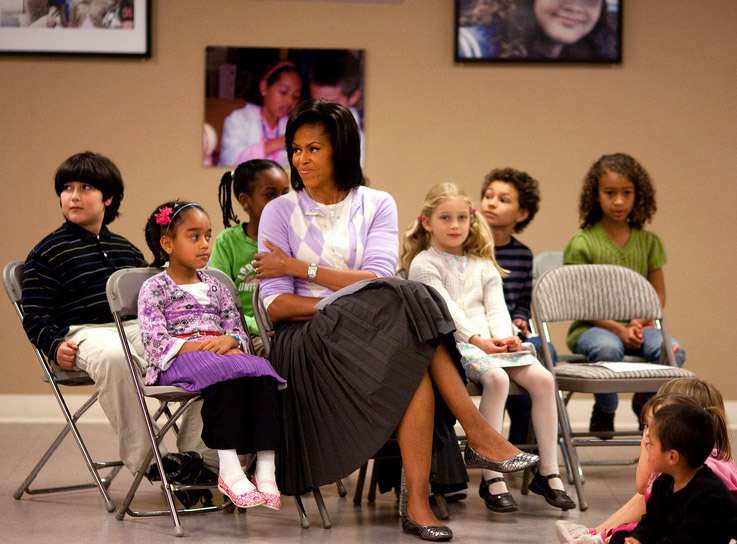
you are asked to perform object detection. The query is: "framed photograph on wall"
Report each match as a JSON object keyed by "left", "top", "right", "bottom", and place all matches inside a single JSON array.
[
  {"left": 455, "top": 0, "right": 621, "bottom": 63},
  {"left": 0, "top": 0, "right": 150, "bottom": 57},
  {"left": 204, "top": 46, "right": 365, "bottom": 168}
]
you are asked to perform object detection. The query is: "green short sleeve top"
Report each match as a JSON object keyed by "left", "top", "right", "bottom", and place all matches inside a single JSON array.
[{"left": 563, "top": 223, "right": 666, "bottom": 349}]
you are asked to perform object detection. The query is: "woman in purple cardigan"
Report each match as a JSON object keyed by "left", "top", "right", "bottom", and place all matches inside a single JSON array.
[{"left": 254, "top": 99, "right": 537, "bottom": 541}]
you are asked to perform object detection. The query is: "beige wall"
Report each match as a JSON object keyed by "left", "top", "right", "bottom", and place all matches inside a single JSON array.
[{"left": 2, "top": 0, "right": 736, "bottom": 397}]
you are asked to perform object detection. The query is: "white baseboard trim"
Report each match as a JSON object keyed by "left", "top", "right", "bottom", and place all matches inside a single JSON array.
[{"left": 3, "top": 394, "right": 737, "bottom": 432}]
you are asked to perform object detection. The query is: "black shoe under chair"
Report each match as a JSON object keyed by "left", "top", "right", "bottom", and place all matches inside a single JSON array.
[
  {"left": 632, "top": 392, "right": 650, "bottom": 430},
  {"left": 401, "top": 513, "right": 453, "bottom": 542},
  {"left": 478, "top": 476, "right": 518, "bottom": 513},
  {"left": 146, "top": 451, "right": 214, "bottom": 508},
  {"left": 589, "top": 405, "right": 615, "bottom": 440},
  {"left": 528, "top": 471, "right": 576, "bottom": 511}
]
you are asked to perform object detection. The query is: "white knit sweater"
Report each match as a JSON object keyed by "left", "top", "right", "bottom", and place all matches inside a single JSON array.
[{"left": 408, "top": 248, "right": 513, "bottom": 342}]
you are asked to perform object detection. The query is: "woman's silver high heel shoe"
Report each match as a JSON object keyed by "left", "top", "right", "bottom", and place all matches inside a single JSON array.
[
  {"left": 464, "top": 444, "right": 539, "bottom": 473},
  {"left": 401, "top": 514, "right": 453, "bottom": 541}
]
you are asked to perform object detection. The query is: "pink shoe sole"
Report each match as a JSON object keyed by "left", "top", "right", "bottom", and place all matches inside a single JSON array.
[{"left": 218, "top": 475, "right": 265, "bottom": 508}]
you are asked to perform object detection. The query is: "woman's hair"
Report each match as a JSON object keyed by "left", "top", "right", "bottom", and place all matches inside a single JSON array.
[
  {"left": 642, "top": 378, "right": 732, "bottom": 461},
  {"left": 285, "top": 98, "right": 364, "bottom": 192},
  {"left": 459, "top": 0, "right": 618, "bottom": 60},
  {"left": 481, "top": 167, "right": 540, "bottom": 233},
  {"left": 54, "top": 151, "right": 124, "bottom": 226},
  {"left": 144, "top": 201, "right": 207, "bottom": 267},
  {"left": 578, "top": 153, "right": 657, "bottom": 230},
  {"left": 400, "top": 182, "right": 506, "bottom": 275},
  {"left": 218, "top": 159, "right": 284, "bottom": 228}
]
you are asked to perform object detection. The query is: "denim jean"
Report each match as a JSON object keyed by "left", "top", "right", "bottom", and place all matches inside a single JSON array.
[{"left": 573, "top": 326, "right": 686, "bottom": 414}]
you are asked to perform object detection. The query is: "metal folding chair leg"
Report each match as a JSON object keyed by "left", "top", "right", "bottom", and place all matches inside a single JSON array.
[
  {"left": 312, "top": 487, "right": 332, "bottom": 528},
  {"left": 114, "top": 392, "right": 224, "bottom": 537},
  {"left": 555, "top": 390, "right": 587, "bottom": 511},
  {"left": 13, "top": 385, "right": 123, "bottom": 512}
]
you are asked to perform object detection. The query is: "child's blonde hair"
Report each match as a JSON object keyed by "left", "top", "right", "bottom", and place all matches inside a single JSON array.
[
  {"left": 400, "top": 182, "right": 506, "bottom": 275},
  {"left": 643, "top": 378, "right": 731, "bottom": 461}
]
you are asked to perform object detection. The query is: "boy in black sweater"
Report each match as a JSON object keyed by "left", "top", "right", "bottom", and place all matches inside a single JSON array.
[{"left": 611, "top": 403, "right": 737, "bottom": 544}]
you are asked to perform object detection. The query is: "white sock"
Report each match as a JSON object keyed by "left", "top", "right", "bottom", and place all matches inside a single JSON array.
[
  {"left": 539, "top": 465, "right": 565, "bottom": 491},
  {"left": 254, "top": 450, "right": 279, "bottom": 496},
  {"left": 482, "top": 469, "right": 508, "bottom": 494},
  {"left": 218, "top": 449, "right": 255, "bottom": 495}
]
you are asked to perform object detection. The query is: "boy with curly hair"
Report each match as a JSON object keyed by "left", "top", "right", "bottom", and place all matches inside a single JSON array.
[{"left": 480, "top": 167, "right": 556, "bottom": 446}]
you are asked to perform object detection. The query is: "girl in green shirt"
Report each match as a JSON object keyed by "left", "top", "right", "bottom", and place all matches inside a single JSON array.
[
  {"left": 563, "top": 153, "right": 685, "bottom": 437},
  {"left": 210, "top": 160, "right": 289, "bottom": 351}
]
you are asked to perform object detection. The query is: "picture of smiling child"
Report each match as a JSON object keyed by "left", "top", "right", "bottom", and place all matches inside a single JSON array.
[{"left": 457, "top": 0, "right": 620, "bottom": 61}]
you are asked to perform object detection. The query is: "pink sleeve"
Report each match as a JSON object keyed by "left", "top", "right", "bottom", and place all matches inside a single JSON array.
[{"left": 234, "top": 141, "right": 267, "bottom": 165}]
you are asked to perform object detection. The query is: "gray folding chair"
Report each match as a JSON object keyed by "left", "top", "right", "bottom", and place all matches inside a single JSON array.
[
  {"left": 531, "top": 264, "right": 694, "bottom": 511},
  {"left": 106, "top": 267, "right": 229, "bottom": 537},
  {"left": 252, "top": 283, "right": 335, "bottom": 529},
  {"left": 531, "top": 251, "right": 647, "bottom": 364},
  {"left": 4, "top": 260, "right": 124, "bottom": 511}
]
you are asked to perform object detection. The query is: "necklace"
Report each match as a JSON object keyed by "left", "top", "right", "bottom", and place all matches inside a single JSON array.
[{"left": 305, "top": 186, "right": 346, "bottom": 217}]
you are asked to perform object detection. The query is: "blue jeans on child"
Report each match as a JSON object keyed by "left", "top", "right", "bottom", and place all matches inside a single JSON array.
[{"left": 573, "top": 326, "right": 686, "bottom": 414}]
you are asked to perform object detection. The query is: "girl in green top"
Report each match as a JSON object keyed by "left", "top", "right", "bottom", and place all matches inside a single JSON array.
[
  {"left": 563, "top": 153, "right": 685, "bottom": 437},
  {"left": 210, "top": 160, "right": 289, "bottom": 352}
]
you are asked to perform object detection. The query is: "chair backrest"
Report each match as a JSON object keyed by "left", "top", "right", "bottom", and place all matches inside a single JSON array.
[
  {"left": 532, "top": 264, "right": 663, "bottom": 324},
  {"left": 106, "top": 267, "right": 244, "bottom": 316},
  {"left": 107, "top": 266, "right": 253, "bottom": 354},
  {"left": 5, "top": 260, "right": 93, "bottom": 385},
  {"left": 106, "top": 267, "right": 162, "bottom": 317},
  {"left": 532, "top": 251, "right": 563, "bottom": 283},
  {"left": 3, "top": 260, "right": 24, "bottom": 306}
]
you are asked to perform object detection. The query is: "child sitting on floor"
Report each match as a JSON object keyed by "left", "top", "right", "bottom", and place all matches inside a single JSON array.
[{"left": 615, "top": 402, "right": 737, "bottom": 543}]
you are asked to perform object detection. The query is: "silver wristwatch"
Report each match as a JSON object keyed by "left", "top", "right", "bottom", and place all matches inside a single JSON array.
[{"left": 307, "top": 262, "right": 318, "bottom": 283}]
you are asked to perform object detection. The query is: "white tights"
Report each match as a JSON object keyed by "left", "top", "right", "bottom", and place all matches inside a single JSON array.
[{"left": 478, "top": 363, "right": 563, "bottom": 493}]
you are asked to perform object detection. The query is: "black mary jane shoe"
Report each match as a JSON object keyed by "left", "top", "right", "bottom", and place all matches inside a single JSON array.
[
  {"left": 528, "top": 471, "right": 576, "bottom": 511},
  {"left": 479, "top": 476, "right": 518, "bottom": 513},
  {"left": 401, "top": 513, "right": 453, "bottom": 541}
]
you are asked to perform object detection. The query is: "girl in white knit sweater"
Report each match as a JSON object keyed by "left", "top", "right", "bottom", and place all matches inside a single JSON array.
[{"left": 402, "top": 182, "right": 575, "bottom": 512}]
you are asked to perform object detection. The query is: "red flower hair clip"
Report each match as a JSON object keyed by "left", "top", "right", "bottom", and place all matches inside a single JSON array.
[{"left": 155, "top": 206, "right": 173, "bottom": 226}]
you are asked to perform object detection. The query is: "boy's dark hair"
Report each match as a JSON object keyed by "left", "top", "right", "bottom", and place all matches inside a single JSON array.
[
  {"left": 218, "top": 159, "right": 284, "bottom": 228},
  {"left": 481, "top": 167, "right": 540, "bottom": 233},
  {"left": 54, "top": 151, "right": 124, "bottom": 225},
  {"left": 579, "top": 153, "right": 657, "bottom": 230},
  {"left": 144, "top": 201, "right": 206, "bottom": 267},
  {"left": 286, "top": 98, "right": 364, "bottom": 192},
  {"left": 653, "top": 403, "right": 714, "bottom": 469},
  {"left": 309, "top": 50, "right": 362, "bottom": 97}
]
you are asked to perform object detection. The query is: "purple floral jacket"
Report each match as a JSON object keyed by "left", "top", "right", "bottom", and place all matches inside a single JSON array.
[{"left": 138, "top": 270, "right": 244, "bottom": 385}]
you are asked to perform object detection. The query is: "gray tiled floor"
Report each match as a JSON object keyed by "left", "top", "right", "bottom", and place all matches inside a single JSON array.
[{"left": 1, "top": 422, "right": 640, "bottom": 543}]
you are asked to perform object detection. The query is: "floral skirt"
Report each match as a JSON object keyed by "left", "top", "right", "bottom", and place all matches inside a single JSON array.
[{"left": 457, "top": 342, "right": 539, "bottom": 383}]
